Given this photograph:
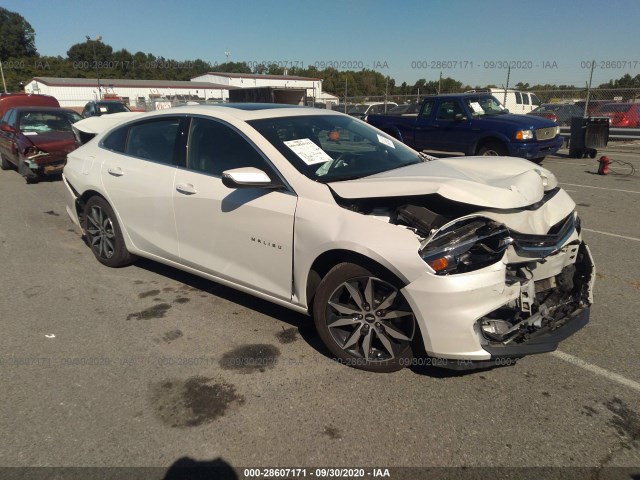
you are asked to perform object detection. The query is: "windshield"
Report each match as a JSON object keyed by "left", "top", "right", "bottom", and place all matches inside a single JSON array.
[
  {"left": 347, "top": 105, "right": 369, "bottom": 114},
  {"left": 463, "top": 96, "right": 507, "bottom": 116},
  {"left": 18, "top": 110, "right": 82, "bottom": 133},
  {"left": 249, "top": 114, "right": 423, "bottom": 183}
]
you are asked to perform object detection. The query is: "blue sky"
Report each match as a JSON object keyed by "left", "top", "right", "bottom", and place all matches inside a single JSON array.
[{"left": 4, "top": 0, "right": 639, "bottom": 88}]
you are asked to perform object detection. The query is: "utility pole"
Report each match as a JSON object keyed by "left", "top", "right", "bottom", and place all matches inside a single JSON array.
[
  {"left": 86, "top": 35, "right": 103, "bottom": 99},
  {"left": 0, "top": 59, "right": 7, "bottom": 93},
  {"left": 438, "top": 71, "right": 442, "bottom": 94},
  {"left": 503, "top": 65, "right": 511, "bottom": 106},
  {"left": 344, "top": 77, "right": 348, "bottom": 113},
  {"left": 584, "top": 59, "right": 595, "bottom": 116}
]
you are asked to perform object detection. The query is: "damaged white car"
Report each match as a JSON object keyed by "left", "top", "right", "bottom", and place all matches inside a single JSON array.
[{"left": 63, "top": 105, "right": 595, "bottom": 372}]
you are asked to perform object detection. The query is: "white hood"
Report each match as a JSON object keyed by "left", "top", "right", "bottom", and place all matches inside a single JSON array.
[{"left": 328, "top": 157, "right": 558, "bottom": 209}]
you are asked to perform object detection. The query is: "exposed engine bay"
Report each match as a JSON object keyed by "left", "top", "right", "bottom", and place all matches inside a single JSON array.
[{"left": 332, "top": 189, "right": 595, "bottom": 351}]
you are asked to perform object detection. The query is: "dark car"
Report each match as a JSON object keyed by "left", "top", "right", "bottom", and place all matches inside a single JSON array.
[
  {"left": 528, "top": 103, "right": 583, "bottom": 126},
  {"left": 0, "top": 107, "right": 82, "bottom": 183},
  {"left": 81, "top": 100, "right": 130, "bottom": 118},
  {"left": 593, "top": 103, "right": 640, "bottom": 128},
  {"left": 574, "top": 100, "right": 609, "bottom": 117}
]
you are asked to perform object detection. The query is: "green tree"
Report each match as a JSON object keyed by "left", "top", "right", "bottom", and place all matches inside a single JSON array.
[
  {"left": 0, "top": 7, "right": 37, "bottom": 58},
  {"left": 67, "top": 39, "right": 114, "bottom": 64}
]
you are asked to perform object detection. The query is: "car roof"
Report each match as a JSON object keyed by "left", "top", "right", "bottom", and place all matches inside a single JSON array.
[
  {"left": 135, "top": 103, "right": 346, "bottom": 121},
  {"left": 8, "top": 106, "right": 77, "bottom": 113}
]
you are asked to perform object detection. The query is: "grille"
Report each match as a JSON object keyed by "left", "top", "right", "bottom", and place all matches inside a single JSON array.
[
  {"left": 535, "top": 126, "right": 558, "bottom": 141},
  {"left": 511, "top": 213, "right": 577, "bottom": 257}
]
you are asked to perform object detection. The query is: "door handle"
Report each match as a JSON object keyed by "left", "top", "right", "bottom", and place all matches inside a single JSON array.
[
  {"left": 176, "top": 183, "right": 197, "bottom": 195},
  {"left": 108, "top": 167, "right": 124, "bottom": 177}
]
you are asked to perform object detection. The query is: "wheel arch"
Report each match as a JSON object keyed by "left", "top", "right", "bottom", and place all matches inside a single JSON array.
[
  {"left": 305, "top": 249, "right": 409, "bottom": 315},
  {"left": 473, "top": 135, "right": 509, "bottom": 155}
]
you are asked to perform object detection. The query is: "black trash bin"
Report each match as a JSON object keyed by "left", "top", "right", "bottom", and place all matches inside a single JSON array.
[{"left": 569, "top": 116, "right": 609, "bottom": 158}]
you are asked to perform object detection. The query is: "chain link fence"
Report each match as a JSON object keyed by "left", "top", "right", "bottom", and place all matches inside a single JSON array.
[{"left": 343, "top": 88, "right": 640, "bottom": 108}]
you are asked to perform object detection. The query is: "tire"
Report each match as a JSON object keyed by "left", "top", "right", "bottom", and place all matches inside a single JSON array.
[
  {"left": 478, "top": 142, "right": 507, "bottom": 156},
  {"left": 531, "top": 157, "right": 545, "bottom": 164},
  {"left": 0, "top": 153, "right": 11, "bottom": 171},
  {"left": 313, "top": 263, "right": 416, "bottom": 373},
  {"left": 83, "top": 196, "right": 135, "bottom": 268}
]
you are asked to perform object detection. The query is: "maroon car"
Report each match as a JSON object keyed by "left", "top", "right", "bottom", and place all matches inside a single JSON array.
[
  {"left": 0, "top": 107, "right": 82, "bottom": 183},
  {"left": 593, "top": 103, "right": 640, "bottom": 128}
]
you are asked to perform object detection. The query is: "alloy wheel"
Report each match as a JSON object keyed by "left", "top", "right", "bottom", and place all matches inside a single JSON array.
[{"left": 325, "top": 276, "right": 415, "bottom": 362}]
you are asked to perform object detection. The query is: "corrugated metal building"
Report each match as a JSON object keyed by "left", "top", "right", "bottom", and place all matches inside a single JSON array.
[{"left": 24, "top": 77, "right": 231, "bottom": 110}]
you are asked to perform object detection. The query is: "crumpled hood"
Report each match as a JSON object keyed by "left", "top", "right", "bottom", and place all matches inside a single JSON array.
[
  {"left": 328, "top": 157, "right": 558, "bottom": 209},
  {"left": 26, "top": 131, "right": 77, "bottom": 155}
]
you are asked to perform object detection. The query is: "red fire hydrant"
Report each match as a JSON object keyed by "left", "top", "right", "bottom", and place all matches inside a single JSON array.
[{"left": 597, "top": 156, "right": 610, "bottom": 175}]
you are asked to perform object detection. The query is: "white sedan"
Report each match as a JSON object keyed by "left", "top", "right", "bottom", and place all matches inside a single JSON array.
[{"left": 63, "top": 104, "right": 595, "bottom": 373}]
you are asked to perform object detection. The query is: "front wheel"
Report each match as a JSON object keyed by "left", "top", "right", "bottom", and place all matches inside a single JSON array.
[
  {"left": 0, "top": 153, "right": 12, "bottom": 170},
  {"left": 313, "top": 263, "right": 416, "bottom": 373},
  {"left": 83, "top": 196, "right": 135, "bottom": 267},
  {"left": 477, "top": 142, "right": 507, "bottom": 156},
  {"left": 18, "top": 156, "right": 39, "bottom": 183}
]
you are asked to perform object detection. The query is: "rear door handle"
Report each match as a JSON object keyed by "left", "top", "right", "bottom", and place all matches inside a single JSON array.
[
  {"left": 108, "top": 167, "right": 123, "bottom": 177},
  {"left": 176, "top": 183, "right": 197, "bottom": 195}
]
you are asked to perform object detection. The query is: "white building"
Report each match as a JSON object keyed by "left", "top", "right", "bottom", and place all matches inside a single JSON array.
[
  {"left": 191, "top": 72, "right": 333, "bottom": 103},
  {"left": 24, "top": 77, "right": 231, "bottom": 110}
]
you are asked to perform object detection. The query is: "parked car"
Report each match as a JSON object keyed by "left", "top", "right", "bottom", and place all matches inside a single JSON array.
[
  {"left": 385, "top": 103, "right": 421, "bottom": 116},
  {"left": 593, "top": 103, "right": 640, "bottom": 128},
  {"left": 528, "top": 103, "right": 583, "bottom": 125},
  {"left": 347, "top": 102, "right": 398, "bottom": 121},
  {"left": 0, "top": 107, "right": 82, "bottom": 183},
  {"left": 64, "top": 105, "right": 594, "bottom": 373},
  {"left": 81, "top": 100, "right": 130, "bottom": 118},
  {"left": 0, "top": 93, "right": 60, "bottom": 119},
  {"left": 367, "top": 93, "right": 562, "bottom": 163},
  {"left": 574, "top": 100, "right": 609, "bottom": 116}
]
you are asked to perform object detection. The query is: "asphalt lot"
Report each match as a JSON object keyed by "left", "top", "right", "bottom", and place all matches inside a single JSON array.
[{"left": 0, "top": 142, "right": 639, "bottom": 479}]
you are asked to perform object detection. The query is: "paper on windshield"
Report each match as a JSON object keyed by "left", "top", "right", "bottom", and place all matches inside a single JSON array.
[
  {"left": 283, "top": 138, "right": 333, "bottom": 165},
  {"left": 377, "top": 134, "right": 395, "bottom": 149},
  {"left": 469, "top": 102, "right": 484, "bottom": 113}
]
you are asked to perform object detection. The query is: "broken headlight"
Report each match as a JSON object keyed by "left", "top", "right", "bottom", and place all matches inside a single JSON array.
[{"left": 420, "top": 216, "right": 512, "bottom": 275}]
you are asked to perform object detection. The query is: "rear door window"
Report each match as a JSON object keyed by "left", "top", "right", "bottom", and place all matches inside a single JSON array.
[{"left": 102, "top": 117, "right": 184, "bottom": 166}]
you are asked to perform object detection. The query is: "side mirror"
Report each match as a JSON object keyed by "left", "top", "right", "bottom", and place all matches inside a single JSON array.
[
  {"left": 454, "top": 114, "right": 467, "bottom": 122},
  {"left": 222, "top": 167, "right": 283, "bottom": 189},
  {"left": 1, "top": 123, "right": 15, "bottom": 134},
  {"left": 503, "top": 108, "right": 510, "bottom": 113}
]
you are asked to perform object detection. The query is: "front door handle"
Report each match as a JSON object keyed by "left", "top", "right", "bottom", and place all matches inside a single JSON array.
[
  {"left": 176, "top": 183, "right": 197, "bottom": 195},
  {"left": 108, "top": 167, "right": 123, "bottom": 177}
]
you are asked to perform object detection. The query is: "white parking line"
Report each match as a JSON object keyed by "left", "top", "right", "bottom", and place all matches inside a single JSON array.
[
  {"left": 550, "top": 161, "right": 590, "bottom": 166},
  {"left": 560, "top": 182, "right": 640, "bottom": 194},
  {"left": 552, "top": 350, "right": 640, "bottom": 394},
  {"left": 582, "top": 228, "right": 640, "bottom": 242}
]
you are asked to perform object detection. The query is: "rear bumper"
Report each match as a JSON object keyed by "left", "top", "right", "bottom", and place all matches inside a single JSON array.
[{"left": 62, "top": 175, "right": 82, "bottom": 229}]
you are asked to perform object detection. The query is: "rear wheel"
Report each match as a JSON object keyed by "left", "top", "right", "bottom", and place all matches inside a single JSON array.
[
  {"left": 313, "top": 263, "right": 416, "bottom": 373},
  {"left": 83, "top": 196, "right": 135, "bottom": 267},
  {"left": 478, "top": 142, "right": 507, "bottom": 156}
]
